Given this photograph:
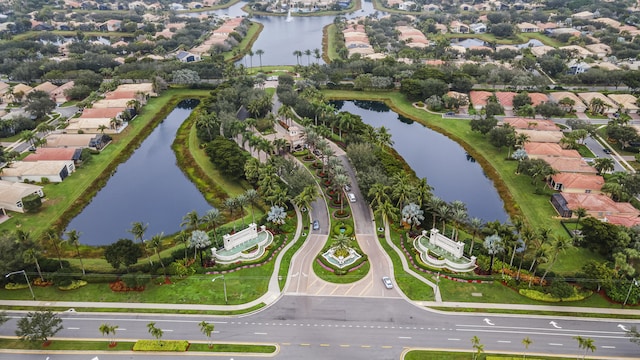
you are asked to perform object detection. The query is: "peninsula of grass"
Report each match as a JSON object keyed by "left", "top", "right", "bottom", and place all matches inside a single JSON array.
[{"left": 0, "top": 338, "right": 276, "bottom": 354}]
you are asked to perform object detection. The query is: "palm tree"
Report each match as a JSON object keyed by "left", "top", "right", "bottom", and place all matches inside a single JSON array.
[
  {"left": 468, "top": 217, "right": 483, "bottom": 257},
  {"left": 97, "top": 124, "right": 108, "bottom": 134},
  {"left": 181, "top": 210, "right": 200, "bottom": 230},
  {"left": 199, "top": 321, "right": 215, "bottom": 348},
  {"left": 293, "top": 50, "right": 302, "bottom": 65},
  {"left": 313, "top": 48, "right": 321, "bottom": 63},
  {"left": 235, "top": 194, "right": 248, "bottom": 228},
  {"left": 304, "top": 49, "right": 312, "bottom": 65},
  {"left": 522, "top": 337, "right": 532, "bottom": 359},
  {"left": 574, "top": 207, "right": 588, "bottom": 234},
  {"left": 540, "top": 235, "right": 572, "bottom": 283},
  {"left": 434, "top": 201, "right": 450, "bottom": 234},
  {"left": 99, "top": 323, "right": 118, "bottom": 347},
  {"left": 65, "top": 229, "right": 85, "bottom": 275},
  {"left": 175, "top": 230, "right": 190, "bottom": 259},
  {"left": 150, "top": 233, "right": 165, "bottom": 274},
  {"left": 593, "top": 158, "right": 615, "bottom": 175},
  {"left": 449, "top": 200, "right": 467, "bottom": 240},
  {"left": 415, "top": 178, "right": 432, "bottom": 208},
  {"left": 244, "top": 189, "right": 259, "bottom": 223},
  {"left": 574, "top": 336, "right": 596, "bottom": 359},
  {"left": 23, "top": 248, "right": 44, "bottom": 281},
  {"left": 129, "top": 221, "right": 152, "bottom": 265},
  {"left": 471, "top": 335, "right": 484, "bottom": 360},
  {"left": 332, "top": 233, "right": 352, "bottom": 252},
  {"left": 255, "top": 49, "right": 264, "bottom": 69},
  {"left": 147, "top": 322, "right": 164, "bottom": 345},
  {"left": 484, "top": 234, "right": 504, "bottom": 273},
  {"left": 43, "top": 228, "right": 64, "bottom": 269}
]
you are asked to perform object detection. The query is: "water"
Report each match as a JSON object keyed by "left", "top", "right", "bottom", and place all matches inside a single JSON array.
[
  {"left": 65, "top": 100, "right": 212, "bottom": 246},
  {"left": 199, "top": 0, "right": 379, "bottom": 66},
  {"left": 334, "top": 101, "right": 509, "bottom": 223}
]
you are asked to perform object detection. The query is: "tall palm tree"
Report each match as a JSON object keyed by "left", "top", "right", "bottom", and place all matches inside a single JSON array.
[
  {"left": 175, "top": 230, "right": 190, "bottom": 259},
  {"left": 522, "top": 337, "right": 532, "bottom": 359},
  {"left": 540, "top": 235, "right": 572, "bottom": 283},
  {"left": 149, "top": 233, "right": 165, "bottom": 274},
  {"left": 244, "top": 189, "right": 259, "bottom": 223},
  {"left": 574, "top": 336, "right": 596, "bottom": 359},
  {"left": 434, "top": 201, "right": 450, "bottom": 234},
  {"left": 235, "top": 194, "right": 248, "bottom": 228},
  {"left": 374, "top": 200, "right": 399, "bottom": 228},
  {"left": 574, "top": 207, "right": 588, "bottom": 234},
  {"left": 415, "top": 178, "right": 432, "bottom": 208},
  {"left": 293, "top": 50, "right": 302, "bottom": 65},
  {"left": 23, "top": 248, "right": 44, "bottom": 281},
  {"left": 593, "top": 158, "right": 615, "bottom": 175},
  {"left": 426, "top": 196, "right": 445, "bottom": 229},
  {"left": 65, "top": 229, "right": 85, "bottom": 275},
  {"left": 467, "top": 217, "right": 483, "bottom": 257},
  {"left": 129, "top": 221, "right": 152, "bottom": 265},
  {"left": 255, "top": 49, "right": 264, "bottom": 69},
  {"left": 313, "top": 48, "right": 321, "bottom": 63},
  {"left": 304, "top": 49, "right": 312, "bottom": 65},
  {"left": 449, "top": 200, "right": 467, "bottom": 240},
  {"left": 181, "top": 210, "right": 200, "bottom": 231},
  {"left": 368, "top": 183, "right": 391, "bottom": 209},
  {"left": 483, "top": 234, "right": 504, "bottom": 273},
  {"left": 43, "top": 228, "right": 64, "bottom": 269}
]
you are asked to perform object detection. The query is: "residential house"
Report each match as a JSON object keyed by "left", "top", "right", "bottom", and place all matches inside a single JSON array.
[
  {"left": 503, "top": 118, "right": 560, "bottom": 132},
  {"left": 572, "top": 11, "right": 595, "bottom": 20},
  {"left": 585, "top": 43, "right": 611, "bottom": 58},
  {"left": 552, "top": 193, "right": 640, "bottom": 223},
  {"left": 0, "top": 180, "right": 44, "bottom": 213},
  {"left": 607, "top": 94, "right": 639, "bottom": 113},
  {"left": 549, "top": 173, "right": 604, "bottom": 193},
  {"left": 577, "top": 92, "right": 618, "bottom": 114},
  {"left": 115, "top": 83, "right": 156, "bottom": 97},
  {"left": 450, "top": 21, "right": 469, "bottom": 34},
  {"left": 495, "top": 92, "right": 516, "bottom": 111},
  {"left": 516, "top": 22, "right": 540, "bottom": 33},
  {"left": 0, "top": 160, "right": 75, "bottom": 183},
  {"left": 515, "top": 129, "right": 564, "bottom": 143},
  {"left": 524, "top": 142, "right": 581, "bottom": 159},
  {"left": 469, "top": 90, "right": 493, "bottom": 110},
  {"left": 396, "top": 26, "right": 429, "bottom": 48},
  {"left": 548, "top": 92, "right": 587, "bottom": 113},
  {"left": 594, "top": 17, "right": 621, "bottom": 29},
  {"left": 530, "top": 45, "right": 555, "bottom": 57},
  {"left": 398, "top": 1, "right": 416, "bottom": 11},
  {"left": 32, "top": 81, "right": 58, "bottom": 95},
  {"left": 23, "top": 147, "right": 82, "bottom": 164},
  {"left": 560, "top": 45, "right": 593, "bottom": 59},
  {"left": 176, "top": 50, "right": 201, "bottom": 63},
  {"left": 50, "top": 81, "right": 74, "bottom": 104},
  {"left": 100, "top": 20, "right": 122, "bottom": 32},
  {"left": 528, "top": 93, "right": 550, "bottom": 107},
  {"left": 170, "top": 3, "right": 185, "bottom": 11},
  {"left": 567, "top": 60, "right": 591, "bottom": 75},
  {"left": 542, "top": 157, "right": 598, "bottom": 174},
  {"left": 43, "top": 133, "right": 97, "bottom": 148},
  {"left": 470, "top": 23, "right": 486, "bottom": 33}
]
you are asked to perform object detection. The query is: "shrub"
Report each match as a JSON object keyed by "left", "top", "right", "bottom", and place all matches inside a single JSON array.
[
  {"left": 59, "top": 279, "right": 87, "bottom": 291},
  {"left": 22, "top": 193, "right": 42, "bottom": 212},
  {"left": 332, "top": 222, "right": 354, "bottom": 236},
  {"left": 84, "top": 273, "right": 119, "bottom": 284},
  {"left": 133, "top": 340, "right": 189, "bottom": 351},
  {"left": 4, "top": 283, "right": 29, "bottom": 290}
]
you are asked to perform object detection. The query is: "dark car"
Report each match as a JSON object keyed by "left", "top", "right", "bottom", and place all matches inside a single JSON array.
[{"left": 603, "top": 148, "right": 612, "bottom": 154}]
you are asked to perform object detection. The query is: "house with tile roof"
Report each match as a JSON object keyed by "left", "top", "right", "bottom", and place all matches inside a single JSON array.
[
  {"left": 577, "top": 92, "right": 618, "bottom": 114},
  {"left": 548, "top": 92, "right": 587, "bottom": 113},
  {"left": 50, "top": 81, "right": 74, "bottom": 104},
  {"left": 549, "top": 173, "right": 604, "bottom": 193},
  {"left": 524, "top": 142, "right": 581, "bottom": 159},
  {"left": 517, "top": 22, "right": 540, "bottom": 33},
  {"left": 469, "top": 90, "right": 493, "bottom": 110},
  {"left": 32, "top": 81, "right": 58, "bottom": 95},
  {"left": 542, "top": 157, "right": 598, "bottom": 174},
  {"left": 1, "top": 160, "right": 75, "bottom": 183},
  {"left": 552, "top": 193, "right": 640, "bottom": 222},
  {"left": 515, "top": 129, "right": 564, "bottom": 143},
  {"left": 503, "top": 118, "right": 560, "bottom": 132},
  {"left": 0, "top": 180, "right": 44, "bottom": 213},
  {"left": 23, "top": 147, "right": 82, "bottom": 164},
  {"left": 607, "top": 94, "right": 639, "bottom": 113}
]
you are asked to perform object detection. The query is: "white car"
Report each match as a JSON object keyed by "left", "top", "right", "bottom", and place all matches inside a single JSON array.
[
  {"left": 382, "top": 276, "right": 393, "bottom": 289},
  {"left": 348, "top": 193, "right": 356, "bottom": 202}
]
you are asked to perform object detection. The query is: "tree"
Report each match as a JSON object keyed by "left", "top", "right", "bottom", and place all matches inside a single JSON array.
[
  {"left": 25, "top": 90, "right": 55, "bottom": 120},
  {"left": 99, "top": 323, "right": 119, "bottom": 347},
  {"left": 628, "top": 326, "right": 640, "bottom": 346},
  {"left": 471, "top": 335, "right": 484, "bottom": 360},
  {"left": 593, "top": 158, "right": 615, "bottom": 175},
  {"left": 147, "top": 322, "right": 164, "bottom": 345},
  {"left": 484, "top": 234, "right": 504, "bottom": 273},
  {"left": 22, "top": 248, "right": 44, "bottom": 282},
  {"left": 189, "top": 230, "right": 212, "bottom": 266},
  {"left": 129, "top": 221, "right": 151, "bottom": 265},
  {"left": 267, "top": 205, "right": 287, "bottom": 227},
  {"left": 574, "top": 207, "right": 588, "bottom": 234},
  {"left": 65, "top": 229, "right": 85, "bottom": 276},
  {"left": 256, "top": 49, "right": 264, "bottom": 68},
  {"left": 15, "top": 310, "right": 63, "bottom": 344},
  {"left": 574, "top": 336, "right": 596, "bottom": 359},
  {"left": 149, "top": 233, "right": 166, "bottom": 274},
  {"left": 522, "top": 336, "right": 532, "bottom": 359},
  {"left": 470, "top": 116, "right": 498, "bottom": 135},
  {"left": 202, "top": 208, "right": 223, "bottom": 248},
  {"left": 104, "top": 239, "right": 143, "bottom": 271},
  {"left": 172, "top": 69, "right": 200, "bottom": 85},
  {"left": 540, "top": 235, "right": 572, "bottom": 284},
  {"left": 0, "top": 312, "right": 7, "bottom": 327},
  {"left": 401, "top": 203, "right": 424, "bottom": 230},
  {"left": 199, "top": 321, "right": 215, "bottom": 348},
  {"left": 468, "top": 217, "right": 483, "bottom": 257},
  {"left": 181, "top": 210, "right": 201, "bottom": 231}
]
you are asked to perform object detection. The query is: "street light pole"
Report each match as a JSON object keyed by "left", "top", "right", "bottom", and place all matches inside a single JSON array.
[
  {"left": 212, "top": 275, "right": 227, "bottom": 305},
  {"left": 5, "top": 270, "right": 35, "bottom": 300},
  {"left": 623, "top": 278, "right": 638, "bottom": 308}
]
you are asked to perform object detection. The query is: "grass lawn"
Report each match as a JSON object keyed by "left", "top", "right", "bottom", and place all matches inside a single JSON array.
[
  {"left": 326, "top": 24, "right": 341, "bottom": 61},
  {"left": 404, "top": 350, "right": 586, "bottom": 360}
]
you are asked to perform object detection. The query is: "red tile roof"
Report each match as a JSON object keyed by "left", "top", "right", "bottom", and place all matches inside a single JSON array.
[
  {"left": 542, "top": 157, "right": 598, "bottom": 173},
  {"left": 469, "top": 91, "right": 492, "bottom": 107},
  {"left": 528, "top": 93, "right": 549, "bottom": 106},
  {"left": 524, "top": 142, "right": 581, "bottom": 158},
  {"left": 562, "top": 193, "right": 639, "bottom": 217},
  {"left": 23, "top": 148, "right": 79, "bottom": 162},
  {"left": 503, "top": 118, "right": 560, "bottom": 131},
  {"left": 551, "top": 173, "right": 604, "bottom": 191},
  {"left": 80, "top": 107, "right": 126, "bottom": 119},
  {"left": 495, "top": 92, "right": 516, "bottom": 108}
]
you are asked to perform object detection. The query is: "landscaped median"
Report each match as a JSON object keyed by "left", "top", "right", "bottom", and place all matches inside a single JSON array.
[{"left": 0, "top": 338, "right": 277, "bottom": 354}]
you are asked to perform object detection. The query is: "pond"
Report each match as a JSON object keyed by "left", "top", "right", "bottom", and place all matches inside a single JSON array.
[
  {"left": 333, "top": 100, "right": 509, "bottom": 223},
  {"left": 65, "top": 100, "right": 212, "bottom": 246}
]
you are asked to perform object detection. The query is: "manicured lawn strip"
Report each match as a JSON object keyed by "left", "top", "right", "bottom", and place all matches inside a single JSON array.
[
  {"left": 224, "top": 22, "right": 263, "bottom": 62},
  {"left": 312, "top": 259, "right": 370, "bottom": 284},
  {"left": 0, "top": 338, "right": 276, "bottom": 353},
  {"left": 322, "top": 90, "right": 605, "bottom": 273},
  {"left": 325, "top": 24, "right": 341, "bottom": 62},
  {"left": 0, "top": 304, "right": 265, "bottom": 315},
  {"left": 404, "top": 350, "right": 581, "bottom": 360}
]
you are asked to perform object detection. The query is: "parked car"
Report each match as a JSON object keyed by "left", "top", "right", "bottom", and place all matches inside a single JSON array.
[
  {"left": 312, "top": 220, "right": 319, "bottom": 230},
  {"left": 344, "top": 184, "right": 351, "bottom": 192},
  {"left": 445, "top": 111, "right": 455, "bottom": 116},
  {"left": 348, "top": 193, "right": 356, "bottom": 202},
  {"left": 603, "top": 148, "right": 612, "bottom": 154},
  {"left": 382, "top": 276, "right": 393, "bottom": 289}
]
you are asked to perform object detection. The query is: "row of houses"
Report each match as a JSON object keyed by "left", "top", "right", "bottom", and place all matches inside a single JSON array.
[
  {"left": 0, "top": 81, "right": 74, "bottom": 105},
  {"left": 175, "top": 17, "right": 245, "bottom": 62},
  {"left": 0, "top": 83, "right": 156, "bottom": 214},
  {"left": 469, "top": 90, "right": 639, "bottom": 114},
  {"left": 497, "top": 117, "right": 640, "bottom": 227}
]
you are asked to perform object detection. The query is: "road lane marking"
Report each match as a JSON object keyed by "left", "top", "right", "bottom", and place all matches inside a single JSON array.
[
  {"left": 398, "top": 336, "right": 412, "bottom": 339},
  {"left": 457, "top": 324, "right": 622, "bottom": 335},
  {"left": 381, "top": 345, "right": 392, "bottom": 348},
  {"left": 497, "top": 340, "right": 511, "bottom": 343},
  {"left": 602, "top": 346, "right": 616, "bottom": 349},
  {"left": 361, "top": 345, "right": 371, "bottom": 348},
  {"left": 67, "top": 327, "right": 80, "bottom": 330},
  {"left": 340, "top": 344, "right": 350, "bottom": 347},
  {"left": 320, "top": 344, "right": 329, "bottom": 347},
  {"left": 456, "top": 328, "right": 628, "bottom": 340},
  {"left": 549, "top": 343, "right": 563, "bottom": 346},
  {"left": 299, "top": 344, "right": 310, "bottom": 346},
  {"left": 161, "top": 329, "right": 173, "bottom": 332},
  {"left": 254, "top": 332, "right": 267, "bottom": 335},
  {"left": 447, "top": 338, "right": 460, "bottom": 341}
]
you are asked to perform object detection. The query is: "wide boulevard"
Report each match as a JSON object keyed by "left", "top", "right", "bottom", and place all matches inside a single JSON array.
[{"left": 0, "top": 295, "right": 638, "bottom": 359}]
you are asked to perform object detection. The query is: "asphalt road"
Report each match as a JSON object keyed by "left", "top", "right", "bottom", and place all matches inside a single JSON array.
[{"left": 0, "top": 296, "right": 638, "bottom": 359}]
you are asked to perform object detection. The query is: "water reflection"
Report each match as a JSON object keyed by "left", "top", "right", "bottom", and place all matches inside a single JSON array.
[
  {"left": 333, "top": 100, "right": 508, "bottom": 223},
  {"left": 66, "top": 99, "right": 212, "bottom": 246}
]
